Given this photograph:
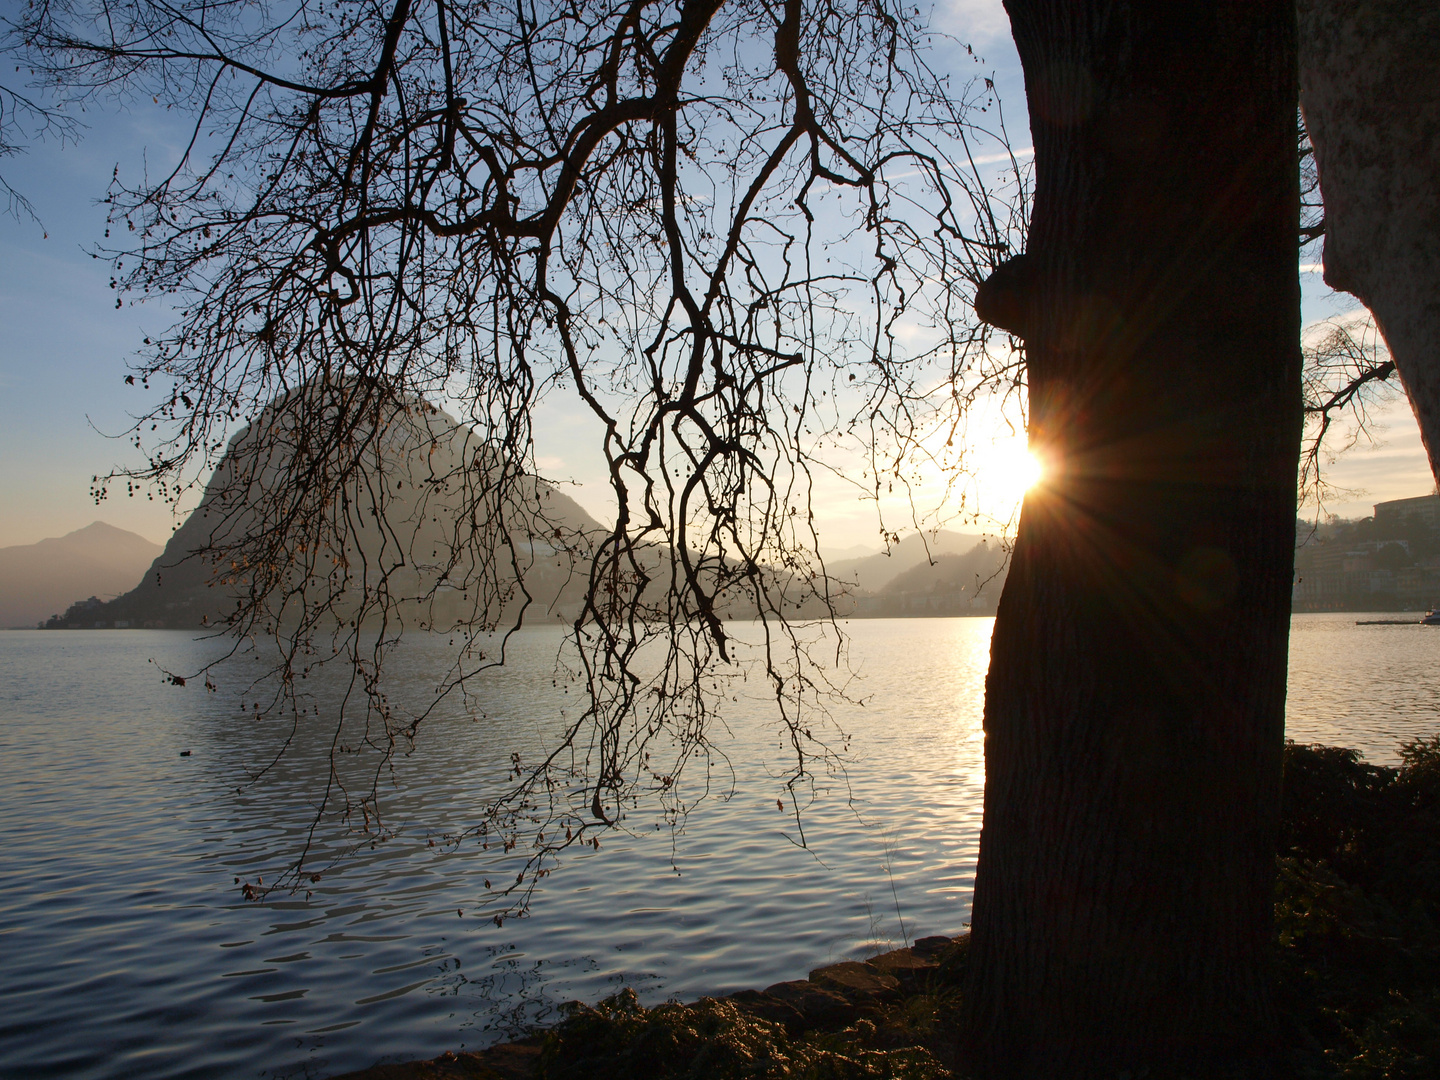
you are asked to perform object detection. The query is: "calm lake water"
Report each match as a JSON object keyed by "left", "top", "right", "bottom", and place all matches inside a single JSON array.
[{"left": 1, "top": 614, "right": 1437, "bottom": 1080}]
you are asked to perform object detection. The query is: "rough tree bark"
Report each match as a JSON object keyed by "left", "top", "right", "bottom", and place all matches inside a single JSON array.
[
  {"left": 964, "top": 2, "right": 1300, "bottom": 1076},
  {"left": 1298, "top": 0, "right": 1440, "bottom": 482}
]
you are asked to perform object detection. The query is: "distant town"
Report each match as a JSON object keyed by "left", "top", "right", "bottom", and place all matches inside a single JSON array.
[{"left": 1293, "top": 493, "right": 1440, "bottom": 612}]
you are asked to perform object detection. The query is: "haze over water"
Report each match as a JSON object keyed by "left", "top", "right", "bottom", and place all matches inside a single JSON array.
[{"left": 1, "top": 615, "right": 1435, "bottom": 1080}]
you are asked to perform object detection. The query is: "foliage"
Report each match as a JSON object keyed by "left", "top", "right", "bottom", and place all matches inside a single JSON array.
[
  {"left": 1310, "top": 513, "right": 1440, "bottom": 566},
  {"left": 1275, "top": 736, "right": 1440, "bottom": 1078},
  {"left": 538, "top": 989, "right": 952, "bottom": 1080}
]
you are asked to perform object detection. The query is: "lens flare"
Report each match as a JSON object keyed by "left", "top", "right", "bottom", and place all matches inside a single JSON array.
[
  {"left": 1014, "top": 447, "right": 1045, "bottom": 493},
  {"left": 981, "top": 439, "right": 1045, "bottom": 509}
]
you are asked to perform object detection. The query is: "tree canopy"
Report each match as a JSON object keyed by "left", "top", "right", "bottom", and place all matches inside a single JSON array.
[
  {"left": 15, "top": 1, "right": 1434, "bottom": 1075},
  {"left": 7, "top": 0, "right": 1030, "bottom": 896}
]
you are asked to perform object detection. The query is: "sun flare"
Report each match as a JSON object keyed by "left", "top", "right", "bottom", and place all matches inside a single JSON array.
[
  {"left": 1007, "top": 444, "right": 1046, "bottom": 494},
  {"left": 973, "top": 438, "right": 1045, "bottom": 517}
]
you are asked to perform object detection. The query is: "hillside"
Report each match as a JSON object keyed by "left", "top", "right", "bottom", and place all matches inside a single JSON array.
[
  {"left": 50, "top": 387, "right": 605, "bottom": 630},
  {"left": 822, "top": 530, "right": 989, "bottom": 595},
  {"left": 858, "top": 540, "right": 1009, "bottom": 616},
  {"left": 0, "top": 522, "right": 163, "bottom": 628}
]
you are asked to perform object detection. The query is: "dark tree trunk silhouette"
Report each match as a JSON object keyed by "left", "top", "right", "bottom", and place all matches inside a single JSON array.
[
  {"left": 965, "top": 2, "right": 1301, "bottom": 1076},
  {"left": 1298, "top": 0, "right": 1440, "bottom": 483}
]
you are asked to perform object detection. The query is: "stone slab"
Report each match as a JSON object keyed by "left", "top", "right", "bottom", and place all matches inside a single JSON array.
[
  {"left": 865, "top": 946, "right": 941, "bottom": 990},
  {"left": 723, "top": 988, "right": 807, "bottom": 1032},
  {"left": 911, "top": 934, "right": 962, "bottom": 957},
  {"left": 808, "top": 960, "right": 901, "bottom": 1002},
  {"left": 763, "top": 978, "right": 859, "bottom": 1028}
]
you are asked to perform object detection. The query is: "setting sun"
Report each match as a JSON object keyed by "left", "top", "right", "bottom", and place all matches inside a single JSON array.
[
  {"left": 1003, "top": 443, "right": 1046, "bottom": 494},
  {"left": 970, "top": 437, "right": 1046, "bottom": 520}
]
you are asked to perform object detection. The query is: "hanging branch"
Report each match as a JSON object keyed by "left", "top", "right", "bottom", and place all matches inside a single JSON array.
[{"left": 9, "top": 0, "right": 1027, "bottom": 910}]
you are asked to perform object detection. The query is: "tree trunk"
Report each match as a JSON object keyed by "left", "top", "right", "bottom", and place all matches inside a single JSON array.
[
  {"left": 963, "top": 3, "right": 1300, "bottom": 1076},
  {"left": 1298, "top": 0, "right": 1440, "bottom": 483}
]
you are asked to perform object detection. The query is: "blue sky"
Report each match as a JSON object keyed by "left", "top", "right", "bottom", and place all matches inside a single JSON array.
[{"left": 0, "top": 1, "right": 1430, "bottom": 549}]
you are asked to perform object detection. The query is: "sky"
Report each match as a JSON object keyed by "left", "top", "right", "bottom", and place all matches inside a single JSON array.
[{"left": 0, "top": 1, "right": 1432, "bottom": 551}]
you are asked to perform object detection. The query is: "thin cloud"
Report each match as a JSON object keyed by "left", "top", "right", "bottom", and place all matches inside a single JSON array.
[
  {"left": 934, "top": 0, "right": 1013, "bottom": 46},
  {"left": 967, "top": 146, "right": 1034, "bottom": 166}
]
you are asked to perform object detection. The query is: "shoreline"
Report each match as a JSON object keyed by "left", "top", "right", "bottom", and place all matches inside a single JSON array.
[
  {"left": 321, "top": 735, "right": 1440, "bottom": 1080},
  {"left": 328, "top": 935, "right": 968, "bottom": 1079}
]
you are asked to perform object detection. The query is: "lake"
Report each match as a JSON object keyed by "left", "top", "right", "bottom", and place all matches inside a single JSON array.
[{"left": 1, "top": 614, "right": 1437, "bottom": 1079}]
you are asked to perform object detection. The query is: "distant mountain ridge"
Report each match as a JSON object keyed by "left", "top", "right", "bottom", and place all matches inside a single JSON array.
[
  {"left": 856, "top": 542, "right": 1009, "bottom": 616},
  {"left": 34, "top": 389, "right": 1011, "bottom": 630},
  {"left": 822, "top": 530, "right": 991, "bottom": 594},
  {"left": 38, "top": 517, "right": 1013, "bottom": 629},
  {"left": 0, "top": 522, "right": 163, "bottom": 628}
]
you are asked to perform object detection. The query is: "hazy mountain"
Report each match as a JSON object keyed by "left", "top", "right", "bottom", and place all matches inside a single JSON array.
[
  {"left": 852, "top": 540, "right": 1010, "bottom": 617},
  {"left": 818, "top": 543, "right": 882, "bottom": 562},
  {"left": 63, "top": 388, "right": 605, "bottom": 630},
  {"left": 822, "top": 530, "right": 991, "bottom": 595},
  {"left": 885, "top": 540, "right": 1006, "bottom": 591},
  {"left": 0, "top": 522, "right": 163, "bottom": 628},
  {"left": 41, "top": 382, "right": 857, "bottom": 631},
  {"left": 35, "top": 393, "right": 1000, "bottom": 632}
]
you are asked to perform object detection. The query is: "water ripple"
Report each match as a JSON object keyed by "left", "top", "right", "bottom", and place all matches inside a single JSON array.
[{"left": 0, "top": 614, "right": 1435, "bottom": 1078}]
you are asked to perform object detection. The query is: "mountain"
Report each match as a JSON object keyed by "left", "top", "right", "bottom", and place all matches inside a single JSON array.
[
  {"left": 38, "top": 383, "right": 868, "bottom": 632},
  {"left": 35, "top": 390, "right": 1001, "bottom": 632},
  {"left": 0, "top": 522, "right": 163, "bottom": 628},
  {"left": 56, "top": 387, "right": 605, "bottom": 630},
  {"left": 818, "top": 543, "right": 882, "bottom": 562},
  {"left": 846, "top": 540, "right": 1010, "bottom": 618},
  {"left": 822, "top": 529, "right": 991, "bottom": 595}
]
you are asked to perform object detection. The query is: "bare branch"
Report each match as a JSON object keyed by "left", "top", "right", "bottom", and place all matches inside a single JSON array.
[{"left": 10, "top": 0, "right": 1025, "bottom": 911}]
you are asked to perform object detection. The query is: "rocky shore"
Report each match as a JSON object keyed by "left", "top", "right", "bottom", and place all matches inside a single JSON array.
[{"left": 329, "top": 934, "right": 969, "bottom": 1080}]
